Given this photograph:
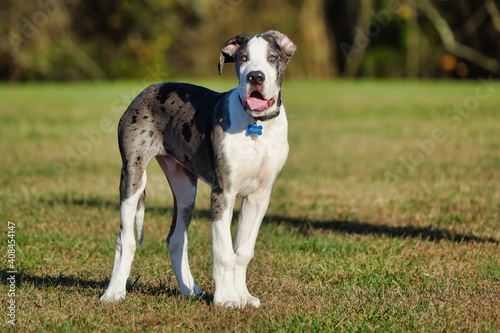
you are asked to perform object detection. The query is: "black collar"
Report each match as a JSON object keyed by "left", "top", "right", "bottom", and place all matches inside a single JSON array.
[{"left": 239, "top": 91, "right": 282, "bottom": 122}]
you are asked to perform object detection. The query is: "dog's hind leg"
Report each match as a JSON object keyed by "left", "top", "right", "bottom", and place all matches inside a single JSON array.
[
  {"left": 135, "top": 190, "right": 146, "bottom": 249},
  {"left": 101, "top": 162, "right": 148, "bottom": 302},
  {"left": 156, "top": 155, "right": 202, "bottom": 297}
]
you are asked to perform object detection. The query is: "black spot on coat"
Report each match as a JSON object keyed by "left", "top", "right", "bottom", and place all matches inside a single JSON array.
[{"left": 182, "top": 123, "right": 192, "bottom": 143}]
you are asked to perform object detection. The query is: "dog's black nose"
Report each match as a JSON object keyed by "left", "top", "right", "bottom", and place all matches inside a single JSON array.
[{"left": 247, "top": 71, "right": 265, "bottom": 85}]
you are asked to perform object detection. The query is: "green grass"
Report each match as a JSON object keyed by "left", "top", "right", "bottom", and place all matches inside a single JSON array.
[{"left": 0, "top": 79, "right": 499, "bottom": 332}]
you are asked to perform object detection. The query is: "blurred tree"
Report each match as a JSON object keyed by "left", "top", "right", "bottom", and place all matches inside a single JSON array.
[
  {"left": 417, "top": 0, "right": 499, "bottom": 74},
  {"left": 299, "top": 0, "right": 337, "bottom": 78},
  {"left": 405, "top": 0, "right": 419, "bottom": 78},
  {"left": 0, "top": 0, "right": 499, "bottom": 81},
  {"left": 341, "top": 0, "right": 374, "bottom": 77}
]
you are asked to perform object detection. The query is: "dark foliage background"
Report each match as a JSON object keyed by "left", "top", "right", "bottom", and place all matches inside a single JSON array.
[{"left": 1, "top": 0, "right": 499, "bottom": 81}]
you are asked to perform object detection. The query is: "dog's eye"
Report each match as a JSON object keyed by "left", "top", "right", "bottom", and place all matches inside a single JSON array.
[
  {"left": 268, "top": 55, "right": 277, "bottom": 62},
  {"left": 240, "top": 55, "right": 248, "bottom": 62}
]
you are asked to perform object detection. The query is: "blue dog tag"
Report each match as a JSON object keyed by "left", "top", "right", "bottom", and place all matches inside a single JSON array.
[{"left": 247, "top": 123, "right": 263, "bottom": 136}]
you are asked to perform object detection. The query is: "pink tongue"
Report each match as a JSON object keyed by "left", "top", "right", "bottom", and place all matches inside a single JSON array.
[
  {"left": 245, "top": 95, "right": 277, "bottom": 112},
  {"left": 246, "top": 97, "right": 270, "bottom": 111}
]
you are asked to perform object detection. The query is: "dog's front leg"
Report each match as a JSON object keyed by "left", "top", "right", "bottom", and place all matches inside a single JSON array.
[
  {"left": 233, "top": 190, "right": 271, "bottom": 308},
  {"left": 210, "top": 187, "right": 241, "bottom": 308}
]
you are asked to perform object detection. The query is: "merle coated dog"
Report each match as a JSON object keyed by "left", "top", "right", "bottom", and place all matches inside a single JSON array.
[{"left": 100, "top": 31, "right": 296, "bottom": 308}]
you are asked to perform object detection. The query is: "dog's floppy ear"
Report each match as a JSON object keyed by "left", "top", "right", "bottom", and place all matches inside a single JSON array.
[
  {"left": 277, "top": 33, "right": 297, "bottom": 59},
  {"left": 263, "top": 30, "right": 297, "bottom": 61},
  {"left": 218, "top": 33, "right": 250, "bottom": 75}
]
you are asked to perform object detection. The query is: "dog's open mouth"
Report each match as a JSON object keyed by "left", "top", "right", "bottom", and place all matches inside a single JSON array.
[{"left": 243, "top": 91, "right": 277, "bottom": 112}]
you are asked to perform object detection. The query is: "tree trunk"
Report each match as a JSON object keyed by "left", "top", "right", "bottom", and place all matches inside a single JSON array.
[
  {"left": 406, "top": 0, "right": 419, "bottom": 78},
  {"left": 299, "top": 0, "right": 337, "bottom": 78},
  {"left": 342, "top": 0, "right": 374, "bottom": 77}
]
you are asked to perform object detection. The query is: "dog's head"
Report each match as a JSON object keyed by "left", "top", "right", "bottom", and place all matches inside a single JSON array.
[{"left": 219, "top": 31, "right": 297, "bottom": 118}]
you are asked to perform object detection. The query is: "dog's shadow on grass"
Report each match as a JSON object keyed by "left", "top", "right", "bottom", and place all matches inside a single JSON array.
[
  {"left": 263, "top": 215, "right": 499, "bottom": 244},
  {"left": 0, "top": 271, "right": 109, "bottom": 290},
  {"left": 0, "top": 269, "right": 213, "bottom": 304},
  {"left": 149, "top": 206, "right": 499, "bottom": 244},
  {"left": 47, "top": 195, "right": 498, "bottom": 244}
]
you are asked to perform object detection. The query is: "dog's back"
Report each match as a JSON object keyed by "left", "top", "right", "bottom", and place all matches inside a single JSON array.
[{"left": 118, "top": 82, "right": 227, "bottom": 185}]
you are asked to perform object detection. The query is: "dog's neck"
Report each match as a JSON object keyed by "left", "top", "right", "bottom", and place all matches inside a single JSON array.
[{"left": 239, "top": 91, "right": 282, "bottom": 122}]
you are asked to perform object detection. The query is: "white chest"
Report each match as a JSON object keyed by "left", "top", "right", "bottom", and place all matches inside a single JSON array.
[{"left": 222, "top": 108, "right": 289, "bottom": 197}]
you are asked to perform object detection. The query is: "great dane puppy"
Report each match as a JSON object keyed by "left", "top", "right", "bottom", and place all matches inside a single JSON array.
[{"left": 100, "top": 31, "right": 296, "bottom": 308}]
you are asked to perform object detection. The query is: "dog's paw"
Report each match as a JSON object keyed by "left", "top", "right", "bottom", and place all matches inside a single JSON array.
[
  {"left": 235, "top": 288, "right": 261, "bottom": 308},
  {"left": 193, "top": 284, "right": 203, "bottom": 297},
  {"left": 214, "top": 298, "right": 242, "bottom": 308},
  {"left": 217, "top": 296, "right": 260, "bottom": 308},
  {"left": 223, "top": 300, "right": 242, "bottom": 309},
  {"left": 100, "top": 291, "right": 125, "bottom": 302},
  {"left": 180, "top": 282, "right": 203, "bottom": 298},
  {"left": 241, "top": 295, "right": 260, "bottom": 308},
  {"left": 213, "top": 290, "right": 242, "bottom": 308}
]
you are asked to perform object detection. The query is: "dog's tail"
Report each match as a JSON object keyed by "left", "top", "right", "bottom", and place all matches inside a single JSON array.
[{"left": 135, "top": 190, "right": 146, "bottom": 249}]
